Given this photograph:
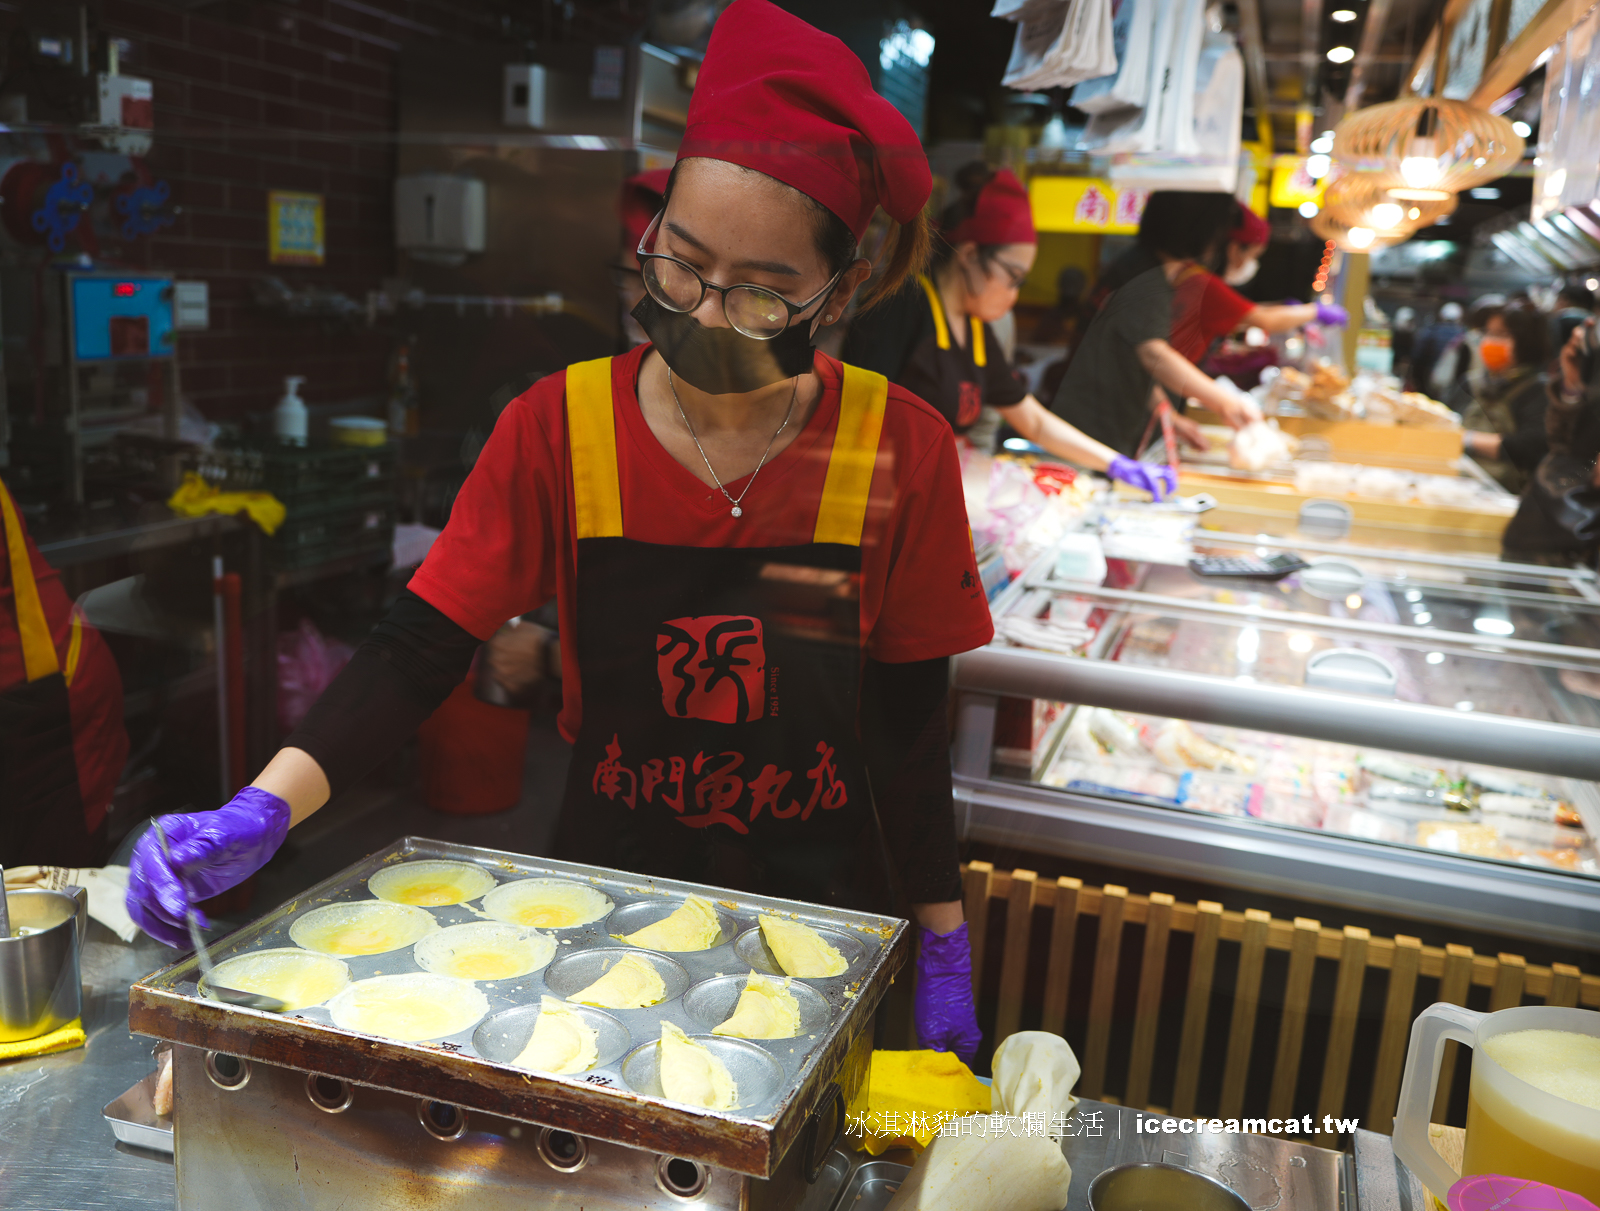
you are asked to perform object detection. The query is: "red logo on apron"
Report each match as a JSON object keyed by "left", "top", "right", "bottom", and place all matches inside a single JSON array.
[
  {"left": 656, "top": 616, "right": 766, "bottom": 724},
  {"left": 957, "top": 380, "right": 983, "bottom": 428}
]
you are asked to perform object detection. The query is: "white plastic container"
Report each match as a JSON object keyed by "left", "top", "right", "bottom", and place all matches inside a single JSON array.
[
  {"left": 1052, "top": 532, "right": 1108, "bottom": 585},
  {"left": 274, "top": 376, "right": 308, "bottom": 447}
]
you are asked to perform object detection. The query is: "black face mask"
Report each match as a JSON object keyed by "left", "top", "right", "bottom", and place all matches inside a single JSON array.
[{"left": 632, "top": 294, "right": 816, "bottom": 395}]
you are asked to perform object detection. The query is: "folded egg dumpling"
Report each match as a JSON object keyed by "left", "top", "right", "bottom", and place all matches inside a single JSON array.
[
  {"left": 513, "top": 996, "right": 599, "bottom": 1075},
  {"left": 712, "top": 971, "right": 802, "bottom": 1040},
  {"left": 659, "top": 1021, "right": 737, "bottom": 1110},
  {"left": 759, "top": 914, "right": 847, "bottom": 977},
  {"left": 483, "top": 879, "right": 613, "bottom": 929},
  {"left": 568, "top": 952, "right": 667, "bottom": 1008},
  {"left": 617, "top": 895, "right": 721, "bottom": 952}
]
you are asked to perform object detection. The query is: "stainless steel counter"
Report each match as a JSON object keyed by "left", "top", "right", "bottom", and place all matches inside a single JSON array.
[{"left": 0, "top": 925, "right": 176, "bottom": 1210}]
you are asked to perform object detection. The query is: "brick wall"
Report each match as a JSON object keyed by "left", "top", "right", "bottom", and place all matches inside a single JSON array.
[{"left": 96, "top": 0, "right": 635, "bottom": 426}]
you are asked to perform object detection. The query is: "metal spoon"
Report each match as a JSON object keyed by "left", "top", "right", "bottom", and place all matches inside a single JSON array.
[
  {"left": 151, "top": 818, "right": 285, "bottom": 1013},
  {"left": 0, "top": 862, "right": 11, "bottom": 940}
]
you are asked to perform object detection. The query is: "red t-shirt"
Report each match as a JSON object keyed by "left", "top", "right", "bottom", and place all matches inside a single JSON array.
[
  {"left": 409, "top": 345, "right": 995, "bottom": 744},
  {"left": 1169, "top": 266, "right": 1256, "bottom": 364}
]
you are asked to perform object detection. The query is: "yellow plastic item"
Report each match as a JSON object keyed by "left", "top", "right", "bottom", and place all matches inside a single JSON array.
[
  {"left": 166, "top": 472, "right": 286, "bottom": 536},
  {"left": 848, "top": 1050, "right": 992, "bottom": 1155}
]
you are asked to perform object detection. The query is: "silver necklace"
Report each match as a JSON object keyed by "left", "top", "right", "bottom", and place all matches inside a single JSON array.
[{"left": 668, "top": 368, "right": 798, "bottom": 518}]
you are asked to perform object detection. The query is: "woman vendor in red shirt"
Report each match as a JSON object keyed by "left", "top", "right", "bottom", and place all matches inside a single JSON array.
[
  {"left": 124, "top": 0, "right": 988, "bottom": 1058},
  {"left": 845, "top": 162, "right": 1178, "bottom": 500}
]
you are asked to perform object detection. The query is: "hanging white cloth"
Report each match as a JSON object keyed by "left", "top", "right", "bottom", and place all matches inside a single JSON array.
[
  {"left": 997, "top": 0, "right": 1118, "bottom": 91},
  {"left": 1070, "top": 0, "right": 1157, "bottom": 113}
]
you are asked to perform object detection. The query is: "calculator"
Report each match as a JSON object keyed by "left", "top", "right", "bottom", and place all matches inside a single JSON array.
[{"left": 1188, "top": 552, "right": 1310, "bottom": 580}]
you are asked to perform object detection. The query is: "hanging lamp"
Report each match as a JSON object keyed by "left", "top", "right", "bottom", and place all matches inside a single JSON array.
[
  {"left": 1309, "top": 208, "right": 1409, "bottom": 254},
  {"left": 1320, "top": 172, "right": 1457, "bottom": 235},
  {"left": 1331, "top": 97, "right": 1523, "bottom": 195}
]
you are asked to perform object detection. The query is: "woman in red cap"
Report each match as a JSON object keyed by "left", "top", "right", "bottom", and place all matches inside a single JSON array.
[
  {"left": 126, "top": 0, "right": 986, "bottom": 1058},
  {"left": 846, "top": 162, "right": 1178, "bottom": 500}
]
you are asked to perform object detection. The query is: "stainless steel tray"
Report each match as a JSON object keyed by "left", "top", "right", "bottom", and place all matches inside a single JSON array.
[
  {"left": 102, "top": 1069, "right": 173, "bottom": 1154},
  {"left": 129, "top": 837, "right": 908, "bottom": 1178},
  {"left": 830, "top": 1158, "right": 908, "bottom": 1211}
]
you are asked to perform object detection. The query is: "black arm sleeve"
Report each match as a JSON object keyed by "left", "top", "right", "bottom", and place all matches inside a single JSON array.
[
  {"left": 284, "top": 589, "right": 483, "bottom": 801},
  {"left": 860, "top": 656, "right": 963, "bottom": 905},
  {"left": 1501, "top": 376, "right": 1552, "bottom": 471}
]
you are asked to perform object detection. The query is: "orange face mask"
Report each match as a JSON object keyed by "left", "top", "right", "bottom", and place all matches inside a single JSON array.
[{"left": 1480, "top": 335, "right": 1514, "bottom": 375}]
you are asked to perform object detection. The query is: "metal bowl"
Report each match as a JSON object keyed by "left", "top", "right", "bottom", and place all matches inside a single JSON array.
[{"left": 1087, "top": 1163, "right": 1251, "bottom": 1211}]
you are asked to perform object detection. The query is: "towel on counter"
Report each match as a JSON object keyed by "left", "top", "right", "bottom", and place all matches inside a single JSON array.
[
  {"left": 4, "top": 864, "right": 139, "bottom": 942},
  {"left": 0, "top": 1018, "right": 86, "bottom": 1063},
  {"left": 166, "top": 472, "right": 286, "bottom": 535}
]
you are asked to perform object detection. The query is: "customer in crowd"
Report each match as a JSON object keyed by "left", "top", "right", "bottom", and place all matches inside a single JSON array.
[
  {"left": 1408, "top": 301, "right": 1464, "bottom": 396},
  {"left": 1551, "top": 282, "right": 1594, "bottom": 352},
  {"left": 1435, "top": 295, "right": 1507, "bottom": 405},
  {"left": 1458, "top": 302, "right": 1551, "bottom": 494}
]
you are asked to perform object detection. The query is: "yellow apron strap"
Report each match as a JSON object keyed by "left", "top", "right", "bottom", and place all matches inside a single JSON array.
[
  {"left": 565, "top": 357, "right": 624, "bottom": 540},
  {"left": 0, "top": 477, "right": 59, "bottom": 682},
  {"left": 64, "top": 611, "right": 83, "bottom": 686},
  {"left": 917, "top": 274, "right": 951, "bottom": 351},
  {"left": 813, "top": 365, "right": 889, "bottom": 547},
  {"left": 970, "top": 317, "right": 986, "bottom": 367}
]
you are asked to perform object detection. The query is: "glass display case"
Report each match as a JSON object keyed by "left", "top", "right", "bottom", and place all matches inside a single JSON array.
[{"left": 951, "top": 511, "right": 1600, "bottom": 949}]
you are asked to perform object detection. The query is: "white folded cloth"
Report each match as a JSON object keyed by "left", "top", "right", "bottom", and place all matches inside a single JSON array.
[{"left": 4, "top": 864, "right": 140, "bottom": 943}]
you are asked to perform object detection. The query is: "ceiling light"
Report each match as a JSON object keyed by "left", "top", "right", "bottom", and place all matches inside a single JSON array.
[
  {"left": 1332, "top": 7, "right": 1357, "bottom": 18},
  {"left": 1469, "top": 186, "right": 1501, "bottom": 199},
  {"left": 1587, "top": 277, "right": 1599, "bottom": 290},
  {"left": 1400, "top": 142, "right": 1444, "bottom": 188},
  {"left": 1511, "top": 120, "right": 1532, "bottom": 137},
  {"left": 1327, "top": 45, "right": 1355, "bottom": 63},
  {"left": 1407, "top": 206, "right": 1420, "bottom": 220},
  {"left": 1426, "top": 651, "right": 1444, "bottom": 664},
  {"left": 1369, "top": 202, "right": 1405, "bottom": 229},
  {"left": 1473, "top": 615, "right": 1516, "bottom": 636},
  {"left": 1389, "top": 186, "right": 1452, "bottom": 200},
  {"left": 1310, "top": 134, "right": 1335, "bottom": 153},
  {"left": 1299, "top": 201, "right": 1320, "bottom": 218},
  {"left": 1348, "top": 226, "right": 1375, "bottom": 249},
  {"left": 1333, "top": 98, "right": 1525, "bottom": 194},
  {"left": 1306, "top": 153, "right": 1331, "bottom": 178}
]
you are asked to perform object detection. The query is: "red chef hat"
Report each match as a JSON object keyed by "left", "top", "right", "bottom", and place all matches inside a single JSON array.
[
  {"left": 942, "top": 168, "right": 1036, "bottom": 247},
  {"left": 1232, "top": 202, "right": 1270, "bottom": 248},
  {"left": 621, "top": 168, "right": 672, "bottom": 248},
  {"left": 677, "top": 0, "right": 931, "bottom": 240}
]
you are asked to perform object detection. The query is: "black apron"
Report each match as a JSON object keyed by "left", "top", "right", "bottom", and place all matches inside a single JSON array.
[
  {"left": 551, "top": 356, "right": 895, "bottom": 912},
  {"left": 914, "top": 273, "right": 987, "bottom": 436},
  {"left": 0, "top": 479, "right": 98, "bottom": 868}
]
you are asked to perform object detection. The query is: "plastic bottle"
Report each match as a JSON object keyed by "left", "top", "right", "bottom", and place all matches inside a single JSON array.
[{"left": 274, "top": 376, "right": 308, "bottom": 446}]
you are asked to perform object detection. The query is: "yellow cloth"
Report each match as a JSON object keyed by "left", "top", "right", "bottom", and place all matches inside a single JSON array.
[
  {"left": 166, "top": 472, "right": 286, "bottom": 536},
  {"left": 0, "top": 1017, "right": 86, "bottom": 1062},
  {"left": 849, "top": 1050, "right": 992, "bottom": 1155}
]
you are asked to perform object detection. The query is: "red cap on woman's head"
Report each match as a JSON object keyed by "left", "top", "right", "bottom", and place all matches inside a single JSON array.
[
  {"left": 677, "top": 0, "right": 931, "bottom": 240},
  {"left": 1232, "top": 202, "right": 1270, "bottom": 248},
  {"left": 621, "top": 168, "right": 672, "bottom": 248},
  {"left": 942, "top": 168, "right": 1036, "bottom": 246}
]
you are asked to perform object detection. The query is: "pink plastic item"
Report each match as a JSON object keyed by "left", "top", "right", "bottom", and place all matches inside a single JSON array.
[
  {"left": 276, "top": 619, "right": 354, "bottom": 732},
  {"left": 1448, "top": 1175, "right": 1600, "bottom": 1211}
]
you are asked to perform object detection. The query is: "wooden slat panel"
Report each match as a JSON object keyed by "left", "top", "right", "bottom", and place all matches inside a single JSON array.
[
  {"left": 1220, "top": 908, "right": 1272, "bottom": 1120},
  {"left": 1173, "top": 900, "right": 1223, "bottom": 1119},
  {"left": 1268, "top": 917, "right": 1321, "bottom": 1124},
  {"left": 1040, "top": 877, "right": 1082, "bottom": 1037},
  {"left": 1433, "top": 944, "right": 1475, "bottom": 1122},
  {"left": 1369, "top": 935, "right": 1422, "bottom": 1134},
  {"left": 1489, "top": 953, "right": 1526, "bottom": 1011},
  {"left": 1081, "top": 885, "right": 1128, "bottom": 1101},
  {"left": 1549, "top": 963, "right": 1582, "bottom": 1008},
  {"left": 1124, "top": 892, "right": 1174, "bottom": 1112},
  {"left": 963, "top": 861, "right": 994, "bottom": 995},
  {"left": 1317, "top": 926, "right": 1370, "bottom": 1127},
  {"left": 994, "top": 870, "right": 1038, "bottom": 1046}
]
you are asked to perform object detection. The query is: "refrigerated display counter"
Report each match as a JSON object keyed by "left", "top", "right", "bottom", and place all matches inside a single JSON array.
[{"left": 951, "top": 515, "right": 1600, "bottom": 949}]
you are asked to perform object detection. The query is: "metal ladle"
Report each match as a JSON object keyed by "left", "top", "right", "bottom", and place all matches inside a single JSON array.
[{"left": 151, "top": 819, "right": 285, "bottom": 1013}]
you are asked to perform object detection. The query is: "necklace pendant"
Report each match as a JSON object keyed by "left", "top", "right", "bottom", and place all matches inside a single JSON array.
[{"left": 730, "top": 505, "right": 743, "bottom": 518}]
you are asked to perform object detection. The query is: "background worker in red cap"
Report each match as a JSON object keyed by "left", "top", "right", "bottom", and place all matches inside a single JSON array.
[
  {"left": 614, "top": 169, "right": 673, "bottom": 349},
  {"left": 127, "top": 0, "right": 987, "bottom": 1059},
  {"left": 846, "top": 162, "right": 1178, "bottom": 500}
]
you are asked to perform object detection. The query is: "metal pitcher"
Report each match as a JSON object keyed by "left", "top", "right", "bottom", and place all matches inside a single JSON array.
[{"left": 0, "top": 886, "right": 88, "bottom": 1042}]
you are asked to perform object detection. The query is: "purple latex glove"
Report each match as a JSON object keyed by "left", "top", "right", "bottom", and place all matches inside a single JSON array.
[
  {"left": 915, "top": 922, "right": 982, "bottom": 1062},
  {"left": 1107, "top": 454, "right": 1178, "bottom": 501},
  {"left": 126, "top": 788, "right": 291, "bottom": 948},
  {"left": 1315, "top": 302, "right": 1349, "bottom": 326}
]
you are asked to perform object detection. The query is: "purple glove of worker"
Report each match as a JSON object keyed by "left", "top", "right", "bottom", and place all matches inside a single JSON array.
[
  {"left": 125, "top": 787, "right": 291, "bottom": 948},
  {"left": 1315, "top": 302, "right": 1349, "bottom": 326},
  {"left": 1106, "top": 455, "right": 1178, "bottom": 502},
  {"left": 914, "top": 922, "right": 983, "bottom": 1063}
]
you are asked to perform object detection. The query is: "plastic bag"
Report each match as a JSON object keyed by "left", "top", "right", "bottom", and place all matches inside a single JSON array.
[{"left": 277, "top": 619, "right": 354, "bottom": 732}]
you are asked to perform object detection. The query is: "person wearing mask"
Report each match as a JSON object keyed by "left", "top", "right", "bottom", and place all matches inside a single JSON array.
[
  {"left": 842, "top": 163, "right": 1176, "bottom": 499},
  {"left": 124, "top": 0, "right": 989, "bottom": 1060},
  {"left": 1408, "top": 301, "right": 1464, "bottom": 396},
  {"left": 1049, "top": 192, "right": 1264, "bottom": 457},
  {"left": 1458, "top": 303, "right": 1551, "bottom": 493},
  {"left": 1436, "top": 295, "right": 1507, "bottom": 405},
  {"left": 1169, "top": 203, "right": 1348, "bottom": 370}
]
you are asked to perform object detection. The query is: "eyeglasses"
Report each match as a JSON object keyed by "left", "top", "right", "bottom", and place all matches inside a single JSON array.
[
  {"left": 989, "top": 256, "right": 1030, "bottom": 290},
  {"left": 636, "top": 211, "right": 844, "bottom": 340}
]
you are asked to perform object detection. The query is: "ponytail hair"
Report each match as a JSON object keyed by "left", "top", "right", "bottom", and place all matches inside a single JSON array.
[{"left": 856, "top": 211, "right": 932, "bottom": 311}]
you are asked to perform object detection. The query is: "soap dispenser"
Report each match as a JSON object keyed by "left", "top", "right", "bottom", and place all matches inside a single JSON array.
[{"left": 274, "top": 376, "right": 308, "bottom": 446}]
